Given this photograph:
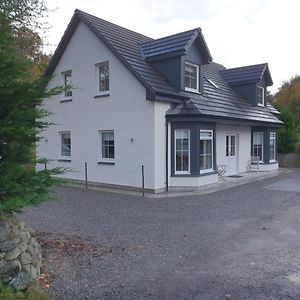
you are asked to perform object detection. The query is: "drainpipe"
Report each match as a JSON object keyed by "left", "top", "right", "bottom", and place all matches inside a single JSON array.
[{"left": 165, "top": 119, "right": 169, "bottom": 192}]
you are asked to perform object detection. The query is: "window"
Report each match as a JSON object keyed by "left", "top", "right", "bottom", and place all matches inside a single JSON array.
[
  {"left": 175, "top": 129, "right": 190, "bottom": 173},
  {"left": 60, "top": 132, "right": 71, "bottom": 157},
  {"left": 63, "top": 71, "right": 72, "bottom": 98},
  {"left": 253, "top": 132, "right": 264, "bottom": 162},
  {"left": 270, "top": 132, "right": 276, "bottom": 162},
  {"left": 185, "top": 62, "right": 199, "bottom": 92},
  {"left": 100, "top": 131, "right": 114, "bottom": 161},
  {"left": 257, "top": 86, "right": 264, "bottom": 106},
  {"left": 200, "top": 130, "right": 213, "bottom": 172},
  {"left": 97, "top": 62, "right": 109, "bottom": 93}
]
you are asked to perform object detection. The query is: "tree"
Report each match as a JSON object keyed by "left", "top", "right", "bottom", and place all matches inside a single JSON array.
[
  {"left": 0, "top": 9, "right": 62, "bottom": 214},
  {"left": 273, "top": 103, "right": 298, "bottom": 153},
  {"left": 0, "top": 0, "right": 51, "bottom": 79},
  {"left": 275, "top": 75, "right": 300, "bottom": 124}
]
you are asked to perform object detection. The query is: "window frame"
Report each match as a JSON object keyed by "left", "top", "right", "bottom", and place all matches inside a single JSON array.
[
  {"left": 174, "top": 129, "right": 190, "bottom": 175},
  {"left": 184, "top": 61, "right": 199, "bottom": 93},
  {"left": 199, "top": 130, "right": 214, "bottom": 173},
  {"left": 60, "top": 131, "right": 71, "bottom": 159},
  {"left": 269, "top": 132, "right": 276, "bottom": 162},
  {"left": 257, "top": 86, "right": 265, "bottom": 107},
  {"left": 95, "top": 61, "right": 109, "bottom": 96},
  {"left": 252, "top": 132, "right": 264, "bottom": 162},
  {"left": 61, "top": 70, "right": 72, "bottom": 100},
  {"left": 99, "top": 130, "right": 115, "bottom": 163}
]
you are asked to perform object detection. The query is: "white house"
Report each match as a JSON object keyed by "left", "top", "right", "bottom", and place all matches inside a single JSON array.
[{"left": 38, "top": 9, "right": 283, "bottom": 193}]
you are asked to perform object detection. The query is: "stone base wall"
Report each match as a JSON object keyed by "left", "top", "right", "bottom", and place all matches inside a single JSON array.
[{"left": 0, "top": 216, "right": 41, "bottom": 290}]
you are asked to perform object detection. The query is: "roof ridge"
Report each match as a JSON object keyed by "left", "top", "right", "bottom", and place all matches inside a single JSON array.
[
  {"left": 75, "top": 9, "right": 153, "bottom": 41},
  {"left": 221, "top": 63, "right": 268, "bottom": 72},
  {"left": 140, "top": 28, "right": 200, "bottom": 46}
]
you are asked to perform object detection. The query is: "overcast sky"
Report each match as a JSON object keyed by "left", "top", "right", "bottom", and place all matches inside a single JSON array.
[{"left": 44, "top": 0, "right": 300, "bottom": 94}]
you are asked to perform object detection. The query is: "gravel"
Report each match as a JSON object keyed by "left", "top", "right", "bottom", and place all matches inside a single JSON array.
[{"left": 22, "top": 168, "right": 300, "bottom": 299}]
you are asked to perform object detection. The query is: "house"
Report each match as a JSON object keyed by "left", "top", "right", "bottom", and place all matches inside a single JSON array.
[{"left": 38, "top": 9, "right": 283, "bottom": 193}]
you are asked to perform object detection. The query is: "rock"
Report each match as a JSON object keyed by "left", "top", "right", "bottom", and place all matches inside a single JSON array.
[
  {"left": 18, "top": 221, "right": 25, "bottom": 231},
  {"left": 5, "top": 247, "right": 21, "bottom": 261},
  {"left": 0, "top": 217, "right": 41, "bottom": 290},
  {"left": 20, "top": 252, "right": 32, "bottom": 265},
  {"left": 20, "top": 231, "right": 28, "bottom": 244},
  {"left": 18, "top": 242, "right": 27, "bottom": 252},
  {"left": 29, "top": 265, "right": 37, "bottom": 279},
  {"left": 0, "top": 240, "right": 17, "bottom": 252},
  {"left": 0, "top": 260, "right": 21, "bottom": 277},
  {"left": 9, "top": 271, "right": 32, "bottom": 290}
]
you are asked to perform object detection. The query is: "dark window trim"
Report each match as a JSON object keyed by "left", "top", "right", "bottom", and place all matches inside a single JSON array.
[
  {"left": 57, "top": 159, "right": 71, "bottom": 162},
  {"left": 171, "top": 122, "right": 216, "bottom": 177}
]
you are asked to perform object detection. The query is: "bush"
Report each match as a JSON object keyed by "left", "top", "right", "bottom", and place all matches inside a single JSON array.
[{"left": 0, "top": 282, "right": 50, "bottom": 300}]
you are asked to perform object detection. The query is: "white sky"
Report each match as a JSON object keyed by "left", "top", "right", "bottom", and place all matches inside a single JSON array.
[{"left": 44, "top": 0, "right": 300, "bottom": 94}]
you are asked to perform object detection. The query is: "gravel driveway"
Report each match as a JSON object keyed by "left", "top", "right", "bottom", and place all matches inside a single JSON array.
[{"left": 22, "top": 169, "right": 300, "bottom": 300}]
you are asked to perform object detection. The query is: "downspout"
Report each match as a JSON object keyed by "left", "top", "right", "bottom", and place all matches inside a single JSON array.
[{"left": 165, "top": 119, "right": 169, "bottom": 192}]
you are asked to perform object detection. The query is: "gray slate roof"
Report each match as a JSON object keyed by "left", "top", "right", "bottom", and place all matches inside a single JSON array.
[
  {"left": 168, "top": 62, "right": 282, "bottom": 125},
  {"left": 140, "top": 28, "right": 212, "bottom": 63},
  {"left": 220, "top": 63, "right": 273, "bottom": 86},
  {"left": 45, "top": 9, "right": 281, "bottom": 126}
]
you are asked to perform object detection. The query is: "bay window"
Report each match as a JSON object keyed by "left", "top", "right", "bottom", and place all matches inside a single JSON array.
[
  {"left": 270, "top": 132, "right": 276, "bottom": 162},
  {"left": 175, "top": 129, "right": 190, "bottom": 173},
  {"left": 200, "top": 130, "right": 213, "bottom": 172},
  {"left": 253, "top": 132, "right": 264, "bottom": 161}
]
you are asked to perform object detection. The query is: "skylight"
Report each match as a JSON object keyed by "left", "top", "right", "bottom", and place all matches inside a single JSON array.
[{"left": 206, "top": 78, "right": 219, "bottom": 89}]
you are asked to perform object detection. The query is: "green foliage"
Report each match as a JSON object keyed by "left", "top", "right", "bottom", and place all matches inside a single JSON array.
[
  {"left": 274, "top": 103, "right": 299, "bottom": 153},
  {"left": 0, "top": 11, "right": 64, "bottom": 214},
  {"left": 0, "top": 282, "right": 50, "bottom": 300}
]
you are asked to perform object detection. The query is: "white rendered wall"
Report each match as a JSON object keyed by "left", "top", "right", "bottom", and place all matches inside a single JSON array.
[
  {"left": 216, "top": 124, "right": 251, "bottom": 174},
  {"left": 154, "top": 102, "right": 170, "bottom": 191},
  {"left": 37, "top": 21, "right": 158, "bottom": 190}
]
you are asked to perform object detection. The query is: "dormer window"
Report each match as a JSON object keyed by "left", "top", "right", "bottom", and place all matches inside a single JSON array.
[
  {"left": 185, "top": 62, "right": 199, "bottom": 93},
  {"left": 257, "top": 86, "right": 265, "bottom": 106}
]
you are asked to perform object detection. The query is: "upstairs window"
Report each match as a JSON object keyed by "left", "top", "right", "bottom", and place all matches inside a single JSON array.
[
  {"left": 63, "top": 71, "right": 72, "bottom": 98},
  {"left": 185, "top": 62, "right": 199, "bottom": 92},
  {"left": 270, "top": 132, "right": 276, "bottom": 162},
  {"left": 60, "top": 131, "right": 71, "bottom": 158},
  {"left": 257, "top": 86, "right": 264, "bottom": 106},
  {"left": 100, "top": 131, "right": 115, "bottom": 161},
  {"left": 200, "top": 130, "right": 213, "bottom": 173},
  {"left": 253, "top": 132, "right": 263, "bottom": 162},
  {"left": 97, "top": 62, "right": 109, "bottom": 93},
  {"left": 175, "top": 129, "right": 190, "bottom": 174}
]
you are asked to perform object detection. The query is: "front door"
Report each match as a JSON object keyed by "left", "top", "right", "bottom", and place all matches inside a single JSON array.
[{"left": 225, "top": 134, "right": 238, "bottom": 176}]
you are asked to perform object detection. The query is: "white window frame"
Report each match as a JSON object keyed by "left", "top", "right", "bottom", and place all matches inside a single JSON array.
[
  {"left": 95, "top": 61, "right": 109, "bottom": 96},
  {"left": 253, "top": 132, "right": 264, "bottom": 162},
  {"left": 257, "top": 86, "right": 265, "bottom": 106},
  {"left": 174, "top": 129, "right": 190, "bottom": 174},
  {"left": 59, "top": 131, "right": 71, "bottom": 159},
  {"left": 61, "top": 70, "right": 72, "bottom": 100},
  {"left": 200, "top": 130, "right": 214, "bottom": 173},
  {"left": 184, "top": 61, "right": 199, "bottom": 93},
  {"left": 99, "top": 130, "right": 115, "bottom": 162},
  {"left": 269, "top": 132, "right": 276, "bottom": 162}
]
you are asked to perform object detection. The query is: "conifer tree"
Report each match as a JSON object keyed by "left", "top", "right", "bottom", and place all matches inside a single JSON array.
[{"left": 0, "top": 7, "right": 63, "bottom": 214}]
